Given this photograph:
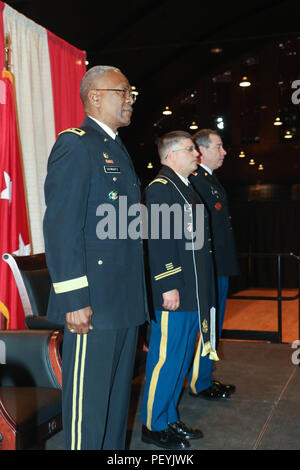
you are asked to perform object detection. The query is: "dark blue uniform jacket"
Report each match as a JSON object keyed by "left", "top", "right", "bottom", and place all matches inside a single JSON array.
[
  {"left": 190, "top": 166, "right": 239, "bottom": 277},
  {"left": 43, "top": 116, "right": 149, "bottom": 330},
  {"left": 145, "top": 165, "right": 216, "bottom": 317}
]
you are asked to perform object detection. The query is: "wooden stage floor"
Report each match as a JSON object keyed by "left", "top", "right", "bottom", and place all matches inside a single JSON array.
[{"left": 224, "top": 288, "right": 299, "bottom": 344}]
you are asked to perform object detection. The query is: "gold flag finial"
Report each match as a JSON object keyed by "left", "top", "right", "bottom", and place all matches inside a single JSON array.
[{"left": 4, "top": 34, "right": 11, "bottom": 71}]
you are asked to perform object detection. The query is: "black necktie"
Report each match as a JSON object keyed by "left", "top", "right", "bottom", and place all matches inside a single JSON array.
[
  {"left": 115, "top": 134, "right": 123, "bottom": 147},
  {"left": 115, "top": 134, "right": 138, "bottom": 180}
]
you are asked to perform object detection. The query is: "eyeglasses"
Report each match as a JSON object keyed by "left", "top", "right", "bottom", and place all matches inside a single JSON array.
[
  {"left": 93, "top": 88, "right": 137, "bottom": 102},
  {"left": 172, "top": 145, "right": 197, "bottom": 153},
  {"left": 165, "top": 145, "right": 198, "bottom": 160}
]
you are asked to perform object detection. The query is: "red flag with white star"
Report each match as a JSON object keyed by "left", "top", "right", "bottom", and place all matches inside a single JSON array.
[{"left": 0, "top": 69, "right": 31, "bottom": 329}]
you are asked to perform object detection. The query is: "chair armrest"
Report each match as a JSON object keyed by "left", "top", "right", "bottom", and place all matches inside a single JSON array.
[
  {"left": 0, "top": 330, "right": 62, "bottom": 389},
  {"left": 25, "top": 316, "right": 63, "bottom": 331}
]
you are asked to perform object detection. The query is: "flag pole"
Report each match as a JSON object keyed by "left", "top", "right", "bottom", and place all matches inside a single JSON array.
[
  {"left": 0, "top": 34, "right": 8, "bottom": 329},
  {"left": 4, "top": 34, "right": 10, "bottom": 71}
]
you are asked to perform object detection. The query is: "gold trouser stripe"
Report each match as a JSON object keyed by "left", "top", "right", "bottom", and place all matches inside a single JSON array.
[
  {"left": 146, "top": 311, "right": 169, "bottom": 430},
  {"left": 77, "top": 335, "right": 87, "bottom": 450},
  {"left": 71, "top": 335, "right": 88, "bottom": 450},
  {"left": 190, "top": 333, "right": 201, "bottom": 395},
  {"left": 154, "top": 267, "right": 182, "bottom": 281},
  {"left": 53, "top": 276, "right": 88, "bottom": 294},
  {"left": 71, "top": 336, "right": 81, "bottom": 450}
]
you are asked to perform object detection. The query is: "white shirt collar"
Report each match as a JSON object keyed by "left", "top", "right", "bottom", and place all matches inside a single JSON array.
[
  {"left": 200, "top": 163, "right": 213, "bottom": 175},
  {"left": 88, "top": 116, "right": 117, "bottom": 140},
  {"left": 174, "top": 171, "right": 189, "bottom": 186}
]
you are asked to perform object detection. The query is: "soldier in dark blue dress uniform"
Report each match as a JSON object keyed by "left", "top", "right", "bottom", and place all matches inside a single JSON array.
[
  {"left": 188, "top": 129, "right": 239, "bottom": 400},
  {"left": 141, "top": 131, "right": 218, "bottom": 450},
  {"left": 43, "top": 66, "right": 148, "bottom": 450}
]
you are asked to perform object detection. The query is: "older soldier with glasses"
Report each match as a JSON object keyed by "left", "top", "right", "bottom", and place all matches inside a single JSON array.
[{"left": 43, "top": 65, "right": 148, "bottom": 450}]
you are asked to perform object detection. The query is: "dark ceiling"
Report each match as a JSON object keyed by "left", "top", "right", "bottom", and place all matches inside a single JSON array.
[{"left": 4, "top": 0, "right": 300, "bottom": 189}]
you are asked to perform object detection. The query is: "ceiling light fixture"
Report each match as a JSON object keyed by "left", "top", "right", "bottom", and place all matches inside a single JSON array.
[
  {"left": 147, "top": 162, "right": 153, "bottom": 169},
  {"left": 162, "top": 106, "right": 172, "bottom": 115},
  {"left": 258, "top": 164, "right": 264, "bottom": 171},
  {"left": 211, "top": 47, "right": 223, "bottom": 54},
  {"left": 239, "top": 151, "right": 246, "bottom": 158},
  {"left": 249, "top": 159, "right": 255, "bottom": 165},
  {"left": 273, "top": 117, "right": 282, "bottom": 126},
  {"left": 131, "top": 85, "right": 139, "bottom": 96},
  {"left": 189, "top": 121, "right": 198, "bottom": 130},
  {"left": 239, "top": 76, "right": 251, "bottom": 87},
  {"left": 216, "top": 117, "right": 224, "bottom": 129},
  {"left": 284, "top": 130, "right": 293, "bottom": 139}
]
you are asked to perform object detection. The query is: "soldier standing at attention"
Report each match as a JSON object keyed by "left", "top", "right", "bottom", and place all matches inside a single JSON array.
[
  {"left": 43, "top": 66, "right": 148, "bottom": 450},
  {"left": 141, "top": 130, "right": 218, "bottom": 450},
  {"left": 188, "top": 129, "right": 239, "bottom": 400}
]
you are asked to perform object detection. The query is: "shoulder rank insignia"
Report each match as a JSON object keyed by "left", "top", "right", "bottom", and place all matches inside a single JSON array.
[
  {"left": 148, "top": 178, "right": 168, "bottom": 187},
  {"left": 58, "top": 128, "right": 86, "bottom": 137}
]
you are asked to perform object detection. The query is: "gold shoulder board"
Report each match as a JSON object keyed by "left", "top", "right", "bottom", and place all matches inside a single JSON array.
[
  {"left": 59, "top": 128, "right": 86, "bottom": 137},
  {"left": 148, "top": 178, "right": 168, "bottom": 187}
]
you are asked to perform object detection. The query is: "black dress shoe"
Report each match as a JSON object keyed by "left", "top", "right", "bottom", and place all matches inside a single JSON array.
[
  {"left": 141, "top": 425, "right": 190, "bottom": 450},
  {"left": 189, "top": 381, "right": 230, "bottom": 399},
  {"left": 212, "top": 380, "right": 236, "bottom": 395},
  {"left": 168, "top": 421, "right": 203, "bottom": 440}
]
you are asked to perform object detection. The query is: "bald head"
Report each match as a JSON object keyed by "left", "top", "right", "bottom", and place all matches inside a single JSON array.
[{"left": 80, "top": 65, "right": 134, "bottom": 132}]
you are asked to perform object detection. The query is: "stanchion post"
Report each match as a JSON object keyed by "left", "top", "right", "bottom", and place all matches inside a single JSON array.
[{"left": 277, "top": 255, "right": 282, "bottom": 343}]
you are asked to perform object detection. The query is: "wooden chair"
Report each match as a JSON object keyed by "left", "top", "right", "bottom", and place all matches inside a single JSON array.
[{"left": 0, "top": 329, "right": 62, "bottom": 450}]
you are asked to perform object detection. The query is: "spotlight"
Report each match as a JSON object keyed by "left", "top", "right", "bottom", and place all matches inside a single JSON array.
[
  {"left": 131, "top": 85, "right": 139, "bottom": 96},
  {"left": 284, "top": 130, "right": 292, "bottom": 139},
  {"left": 239, "top": 76, "right": 251, "bottom": 87},
  {"left": 216, "top": 117, "right": 224, "bottom": 129},
  {"left": 162, "top": 106, "right": 172, "bottom": 115},
  {"left": 210, "top": 47, "right": 223, "bottom": 54}
]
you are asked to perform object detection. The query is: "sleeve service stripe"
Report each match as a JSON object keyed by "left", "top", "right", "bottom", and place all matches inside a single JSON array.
[
  {"left": 154, "top": 267, "right": 182, "bottom": 281},
  {"left": 53, "top": 276, "right": 89, "bottom": 294}
]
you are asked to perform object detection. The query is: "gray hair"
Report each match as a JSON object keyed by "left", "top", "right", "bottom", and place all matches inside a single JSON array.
[
  {"left": 193, "top": 129, "right": 219, "bottom": 148},
  {"left": 157, "top": 130, "right": 192, "bottom": 161},
  {"left": 80, "top": 65, "right": 121, "bottom": 105}
]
